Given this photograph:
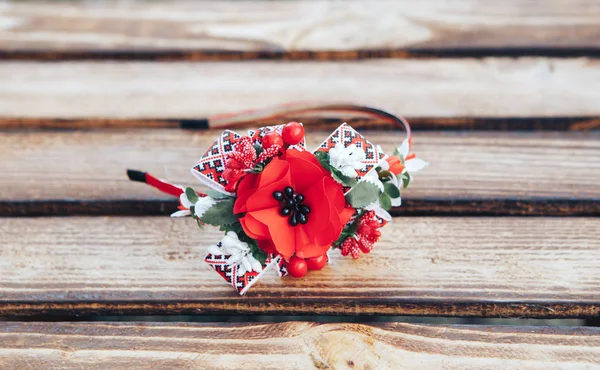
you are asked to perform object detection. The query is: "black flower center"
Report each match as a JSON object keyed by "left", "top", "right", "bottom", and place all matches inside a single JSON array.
[{"left": 272, "top": 186, "right": 310, "bottom": 226}]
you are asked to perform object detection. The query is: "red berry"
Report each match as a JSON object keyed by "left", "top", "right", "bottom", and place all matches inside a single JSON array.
[
  {"left": 262, "top": 131, "right": 284, "bottom": 149},
  {"left": 306, "top": 254, "right": 328, "bottom": 271},
  {"left": 281, "top": 122, "right": 304, "bottom": 145},
  {"left": 287, "top": 256, "right": 308, "bottom": 278}
]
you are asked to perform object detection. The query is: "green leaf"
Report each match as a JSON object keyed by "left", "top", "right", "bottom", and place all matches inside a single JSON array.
[
  {"left": 401, "top": 173, "right": 410, "bottom": 189},
  {"left": 383, "top": 182, "right": 400, "bottom": 198},
  {"left": 219, "top": 221, "right": 243, "bottom": 234},
  {"left": 185, "top": 187, "right": 199, "bottom": 203},
  {"left": 392, "top": 147, "right": 400, "bottom": 157},
  {"left": 199, "top": 199, "right": 238, "bottom": 226},
  {"left": 314, "top": 151, "right": 332, "bottom": 172},
  {"left": 379, "top": 193, "right": 392, "bottom": 211},
  {"left": 248, "top": 241, "right": 268, "bottom": 265},
  {"left": 206, "top": 189, "right": 234, "bottom": 200},
  {"left": 332, "top": 209, "right": 366, "bottom": 248},
  {"left": 330, "top": 167, "right": 357, "bottom": 187},
  {"left": 345, "top": 181, "right": 381, "bottom": 208}
]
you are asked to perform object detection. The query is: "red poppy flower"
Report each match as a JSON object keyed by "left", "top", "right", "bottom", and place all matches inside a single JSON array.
[{"left": 234, "top": 149, "right": 354, "bottom": 260}]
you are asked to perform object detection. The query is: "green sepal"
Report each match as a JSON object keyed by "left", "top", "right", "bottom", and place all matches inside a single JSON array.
[
  {"left": 345, "top": 181, "right": 381, "bottom": 208},
  {"left": 401, "top": 173, "right": 411, "bottom": 189},
  {"left": 199, "top": 198, "right": 238, "bottom": 227},
  {"left": 250, "top": 163, "right": 264, "bottom": 173},
  {"left": 185, "top": 187, "right": 199, "bottom": 203},
  {"left": 383, "top": 182, "right": 400, "bottom": 199}
]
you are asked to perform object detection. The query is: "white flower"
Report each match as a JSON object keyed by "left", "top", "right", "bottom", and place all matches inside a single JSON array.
[
  {"left": 396, "top": 139, "right": 429, "bottom": 182},
  {"left": 208, "top": 232, "right": 263, "bottom": 276},
  {"left": 170, "top": 192, "right": 217, "bottom": 218},
  {"left": 329, "top": 142, "right": 366, "bottom": 177}
]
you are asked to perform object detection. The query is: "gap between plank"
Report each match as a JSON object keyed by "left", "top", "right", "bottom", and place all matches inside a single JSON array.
[
  {"left": 1, "top": 47, "right": 600, "bottom": 62},
  {"left": 0, "top": 300, "right": 598, "bottom": 319},
  {"left": 1, "top": 116, "right": 599, "bottom": 131},
  {"left": 1, "top": 199, "right": 599, "bottom": 217},
  {"left": 0, "top": 315, "right": 591, "bottom": 327}
]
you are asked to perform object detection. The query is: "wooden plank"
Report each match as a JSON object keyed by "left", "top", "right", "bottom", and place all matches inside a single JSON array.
[
  {"left": 1, "top": 1, "right": 600, "bottom": 60},
  {"left": 1, "top": 216, "right": 599, "bottom": 317},
  {"left": 1, "top": 323, "right": 600, "bottom": 369},
  {"left": 1, "top": 130, "right": 598, "bottom": 216},
  {"left": 1, "top": 59, "right": 599, "bottom": 119}
]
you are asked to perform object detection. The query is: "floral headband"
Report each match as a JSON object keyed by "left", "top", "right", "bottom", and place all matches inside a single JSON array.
[{"left": 128, "top": 104, "right": 427, "bottom": 295}]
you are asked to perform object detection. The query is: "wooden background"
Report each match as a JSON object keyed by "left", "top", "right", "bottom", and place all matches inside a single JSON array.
[{"left": 1, "top": 0, "right": 600, "bottom": 368}]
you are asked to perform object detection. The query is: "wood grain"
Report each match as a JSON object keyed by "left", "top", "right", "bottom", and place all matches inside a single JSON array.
[
  {"left": 1, "top": 216, "right": 599, "bottom": 317},
  {"left": 1, "top": 59, "right": 600, "bottom": 119},
  {"left": 1, "top": 322, "right": 600, "bottom": 369},
  {"left": 1, "top": 130, "right": 598, "bottom": 216},
  {"left": 1, "top": 1, "right": 599, "bottom": 60}
]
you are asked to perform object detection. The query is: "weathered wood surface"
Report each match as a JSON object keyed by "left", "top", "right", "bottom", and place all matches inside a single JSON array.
[
  {"left": 1, "top": 1, "right": 599, "bottom": 60},
  {"left": 1, "top": 216, "right": 599, "bottom": 317},
  {"left": 1, "top": 59, "right": 599, "bottom": 119},
  {"left": 1, "top": 322, "right": 600, "bottom": 369},
  {"left": 1, "top": 130, "right": 598, "bottom": 216}
]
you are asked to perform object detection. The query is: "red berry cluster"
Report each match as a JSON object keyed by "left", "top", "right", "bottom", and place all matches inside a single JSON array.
[
  {"left": 223, "top": 122, "right": 305, "bottom": 192},
  {"left": 226, "top": 136, "right": 256, "bottom": 169},
  {"left": 256, "top": 144, "right": 282, "bottom": 164},
  {"left": 341, "top": 210, "right": 382, "bottom": 259},
  {"left": 223, "top": 136, "right": 256, "bottom": 192}
]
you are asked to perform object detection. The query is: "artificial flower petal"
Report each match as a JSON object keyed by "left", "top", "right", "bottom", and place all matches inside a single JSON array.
[
  {"left": 328, "top": 143, "right": 365, "bottom": 178},
  {"left": 170, "top": 210, "right": 191, "bottom": 218},
  {"left": 179, "top": 192, "right": 194, "bottom": 209},
  {"left": 233, "top": 172, "right": 259, "bottom": 214},
  {"left": 366, "top": 202, "right": 392, "bottom": 222},
  {"left": 398, "top": 138, "right": 410, "bottom": 158},
  {"left": 262, "top": 211, "right": 297, "bottom": 260},
  {"left": 207, "top": 244, "right": 222, "bottom": 255},
  {"left": 240, "top": 212, "right": 272, "bottom": 240},
  {"left": 286, "top": 149, "right": 328, "bottom": 194},
  {"left": 391, "top": 196, "right": 402, "bottom": 207},
  {"left": 405, "top": 158, "right": 429, "bottom": 173},
  {"left": 235, "top": 150, "right": 348, "bottom": 260}
]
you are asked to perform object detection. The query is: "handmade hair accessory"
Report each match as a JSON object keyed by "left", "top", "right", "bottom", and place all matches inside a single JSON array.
[{"left": 128, "top": 104, "right": 427, "bottom": 295}]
